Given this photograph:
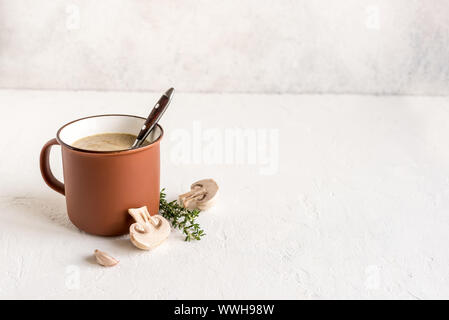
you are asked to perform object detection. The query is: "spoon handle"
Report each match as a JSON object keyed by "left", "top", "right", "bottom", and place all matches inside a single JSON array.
[{"left": 132, "top": 88, "right": 175, "bottom": 149}]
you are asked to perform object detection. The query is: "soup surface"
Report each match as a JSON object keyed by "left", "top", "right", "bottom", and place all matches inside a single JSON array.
[{"left": 72, "top": 133, "right": 149, "bottom": 151}]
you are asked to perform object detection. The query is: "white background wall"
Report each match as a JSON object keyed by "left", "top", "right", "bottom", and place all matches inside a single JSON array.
[{"left": 1, "top": 0, "right": 448, "bottom": 94}]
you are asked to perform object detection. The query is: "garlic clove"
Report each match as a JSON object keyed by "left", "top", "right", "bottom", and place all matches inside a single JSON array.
[{"left": 94, "top": 250, "right": 119, "bottom": 267}]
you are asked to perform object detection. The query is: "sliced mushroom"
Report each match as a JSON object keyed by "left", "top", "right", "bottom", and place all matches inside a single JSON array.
[
  {"left": 128, "top": 206, "right": 171, "bottom": 251},
  {"left": 179, "top": 179, "right": 219, "bottom": 211},
  {"left": 94, "top": 250, "right": 119, "bottom": 267}
]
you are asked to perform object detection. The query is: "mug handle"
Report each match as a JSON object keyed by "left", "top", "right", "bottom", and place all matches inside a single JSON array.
[{"left": 40, "top": 138, "right": 65, "bottom": 195}]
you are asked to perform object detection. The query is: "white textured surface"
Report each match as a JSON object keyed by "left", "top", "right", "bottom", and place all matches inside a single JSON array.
[
  {"left": 1, "top": 89, "right": 449, "bottom": 299},
  {"left": 1, "top": 0, "right": 449, "bottom": 95}
]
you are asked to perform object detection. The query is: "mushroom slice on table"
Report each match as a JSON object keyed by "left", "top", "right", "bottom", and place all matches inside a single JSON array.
[
  {"left": 128, "top": 206, "right": 171, "bottom": 251},
  {"left": 179, "top": 179, "right": 219, "bottom": 211}
]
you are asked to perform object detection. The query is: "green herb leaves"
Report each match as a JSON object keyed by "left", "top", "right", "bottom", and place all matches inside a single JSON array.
[{"left": 159, "top": 189, "right": 206, "bottom": 241}]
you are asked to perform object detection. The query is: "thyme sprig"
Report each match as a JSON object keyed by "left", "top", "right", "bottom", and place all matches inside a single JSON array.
[{"left": 159, "top": 189, "right": 206, "bottom": 241}]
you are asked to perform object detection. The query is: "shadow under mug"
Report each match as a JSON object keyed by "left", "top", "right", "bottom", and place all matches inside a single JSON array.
[{"left": 40, "top": 114, "right": 164, "bottom": 236}]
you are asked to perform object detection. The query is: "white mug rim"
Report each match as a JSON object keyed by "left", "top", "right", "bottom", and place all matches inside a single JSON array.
[{"left": 56, "top": 114, "right": 164, "bottom": 154}]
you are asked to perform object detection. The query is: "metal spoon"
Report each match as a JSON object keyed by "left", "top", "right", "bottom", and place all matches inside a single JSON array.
[{"left": 131, "top": 88, "right": 175, "bottom": 149}]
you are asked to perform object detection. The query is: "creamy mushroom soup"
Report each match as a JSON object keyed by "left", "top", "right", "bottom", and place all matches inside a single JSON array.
[{"left": 72, "top": 133, "right": 149, "bottom": 151}]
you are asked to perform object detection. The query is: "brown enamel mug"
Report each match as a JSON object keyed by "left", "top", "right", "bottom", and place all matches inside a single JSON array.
[{"left": 40, "top": 115, "right": 164, "bottom": 236}]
